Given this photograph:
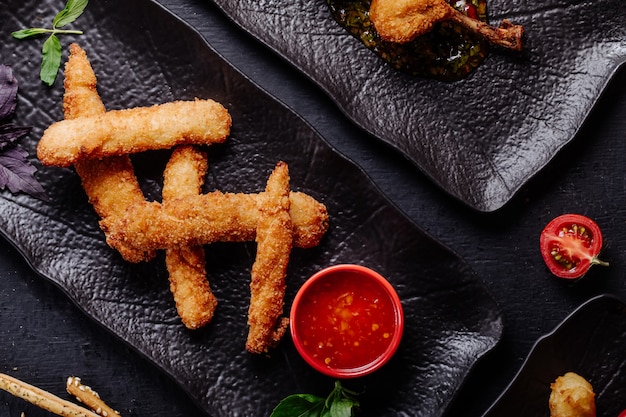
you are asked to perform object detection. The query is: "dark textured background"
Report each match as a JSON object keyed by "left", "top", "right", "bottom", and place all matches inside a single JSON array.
[{"left": 0, "top": 1, "right": 624, "bottom": 417}]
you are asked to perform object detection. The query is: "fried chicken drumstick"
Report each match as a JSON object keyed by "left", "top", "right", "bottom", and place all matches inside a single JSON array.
[{"left": 369, "top": 0, "right": 524, "bottom": 51}]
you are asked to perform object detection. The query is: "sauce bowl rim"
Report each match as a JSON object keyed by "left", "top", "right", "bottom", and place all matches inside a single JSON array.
[{"left": 290, "top": 263, "right": 404, "bottom": 378}]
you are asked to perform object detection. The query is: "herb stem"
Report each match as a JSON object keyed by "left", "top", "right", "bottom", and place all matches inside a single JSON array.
[
  {"left": 12, "top": 0, "right": 89, "bottom": 86},
  {"left": 18, "top": 28, "right": 84, "bottom": 36},
  {"left": 53, "top": 29, "right": 84, "bottom": 35}
]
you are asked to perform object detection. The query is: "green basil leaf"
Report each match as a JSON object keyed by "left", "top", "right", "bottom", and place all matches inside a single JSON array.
[
  {"left": 11, "top": 28, "right": 51, "bottom": 39},
  {"left": 40, "top": 34, "right": 62, "bottom": 86},
  {"left": 329, "top": 399, "right": 358, "bottom": 417},
  {"left": 270, "top": 394, "right": 325, "bottom": 417},
  {"left": 53, "top": 0, "right": 89, "bottom": 28}
]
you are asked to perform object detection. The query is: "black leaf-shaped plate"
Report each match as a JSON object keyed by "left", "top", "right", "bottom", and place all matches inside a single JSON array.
[
  {"left": 0, "top": 1, "right": 502, "bottom": 416},
  {"left": 482, "top": 294, "right": 626, "bottom": 417},
  {"left": 209, "top": 0, "right": 626, "bottom": 212}
]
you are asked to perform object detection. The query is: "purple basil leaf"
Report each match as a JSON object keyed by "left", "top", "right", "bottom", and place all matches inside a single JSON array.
[
  {"left": 0, "top": 146, "right": 49, "bottom": 201},
  {"left": 0, "top": 124, "right": 32, "bottom": 150},
  {"left": 0, "top": 65, "right": 18, "bottom": 122}
]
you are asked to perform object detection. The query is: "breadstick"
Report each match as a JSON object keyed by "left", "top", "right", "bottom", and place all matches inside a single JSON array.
[
  {"left": 163, "top": 146, "right": 217, "bottom": 329},
  {"left": 100, "top": 190, "right": 329, "bottom": 263},
  {"left": 66, "top": 377, "right": 120, "bottom": 417},
  {"left": 246, "top": 162, "right": 292, "bottom": 353},
  {"left": 0, "top": 373, "right": 101, "bottom": 417},
  {"left": 38, "top": 99, "right": 231, "bottom": 167},
  {"left": 62, "top": 43, "right": 152, "bottom": 262}
]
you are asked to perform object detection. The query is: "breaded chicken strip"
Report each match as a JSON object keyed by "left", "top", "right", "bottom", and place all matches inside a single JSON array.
[
  {"left": 100, "top": 190, "right": 329, "bottom": 263},
  {"left": 63, "top": 44, "right": 106, "bottom": 119},
  {"left": 246, "top": 162, "right": 292, "bottom": 353},
  {"left": 549, "top": 372, "right": 596, "bottom": 417},
  {"left": 38, "top": 99, "right": 231, "bottom": 167},
  {"left": 162, "top": 146, "right": 217, "bottom": 329},
  {"left": 63, "top": 43, "right": 152, "bottom": 262}
]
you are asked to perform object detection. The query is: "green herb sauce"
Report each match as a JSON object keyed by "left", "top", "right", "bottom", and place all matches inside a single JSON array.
[{"left": 326, "top": 0, "right": 490, "bottom": 81}]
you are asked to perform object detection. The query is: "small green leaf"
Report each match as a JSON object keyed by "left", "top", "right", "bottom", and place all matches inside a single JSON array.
[
  {"left": 270, "top": 394, "right": 325, "bottom": 417},
  {"left": 271, "top": 381, "right": 360, "bottom": 417},
  {"left": 53, "top": 0, "right": 89, "bottom": 28},
  {"left": 40, "top": 34, "right": 62, "bottom": 86},
  {"left": 11, "top": 28, "right": 52, "bottom": 40},
  {"left": 329, "top": 399, "right": 357, "bottom": 417},
  {"left": 12, "top": 0, "right": 88, "bottom": 87}
]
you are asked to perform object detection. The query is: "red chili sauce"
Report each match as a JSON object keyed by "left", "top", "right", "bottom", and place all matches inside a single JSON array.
[{"left": 295, "top": 272, "right": 397, "bottom": 371}]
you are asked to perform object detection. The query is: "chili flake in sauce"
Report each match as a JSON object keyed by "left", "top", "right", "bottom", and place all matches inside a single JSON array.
[{"left": 295, "top": 270, "right": 399, "bottom": 371}]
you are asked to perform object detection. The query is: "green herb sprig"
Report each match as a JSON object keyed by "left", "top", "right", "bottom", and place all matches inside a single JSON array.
[
  {"left": 12, "top": 0, "right": 89, "bottom": 86},
  {"left": 270, "top": 381, "right": 360, "bottom": 417}
]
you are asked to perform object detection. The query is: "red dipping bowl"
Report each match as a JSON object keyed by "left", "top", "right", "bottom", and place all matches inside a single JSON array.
[{"left": 290, "top": 264, "right": 404, "bottom": 378}]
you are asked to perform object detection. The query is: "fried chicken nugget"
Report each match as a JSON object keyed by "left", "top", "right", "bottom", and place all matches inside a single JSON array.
[
  {"left": 38, "top": 98, "right": 231, "bottom": 167},
  {"left": 63, "top": 43, "right": 153, "bottom": 262},
  {"left": 246, "top": 162, "right": 292, "bottom": 353},
  {"left": 549, "top": 372, "right": 596, "bottom": 417},
  {"left": 100, "top": 191, "right": 329, "bottom": 263},
  {"left": 162, "top": 145, "right": 217, "bottom": 329}
]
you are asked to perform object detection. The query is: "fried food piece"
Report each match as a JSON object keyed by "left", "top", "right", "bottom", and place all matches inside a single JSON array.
[
  {"left": 370, "top": 0, "right": 450, "bottom": 43},
  {"left": 63, "top": 43, "right": 106, "bottom": 119},
  {"left": 549, "top": 372, "right": 596, "bottom": 417},
  {"left": 100, "top": 190, "right": 329, "bottom": 263},
  {"left": 74, "top": 157, "right": 146, "bottom": 224},
  {"left": 63, "top": 43, "right": 152, "bottom": 262},
  {"left": 369, "top": 0, "right": 524, "bottom": 50},
  {"left": 163, "top": 145, "right": 217, "bottom": 329},
  {"left": 246, "top": 162, "right": 292, "bottom": 353},
  {"left": 38, "top": 98, "right": 232, "bottom": 167},
  {"left": 66, "top": 376, "right": 120, "bottom": 417}
]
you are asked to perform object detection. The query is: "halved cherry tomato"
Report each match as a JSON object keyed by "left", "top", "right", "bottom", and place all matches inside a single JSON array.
[{"left": 539, "top": 214, "right": 608, "bottom": 279}]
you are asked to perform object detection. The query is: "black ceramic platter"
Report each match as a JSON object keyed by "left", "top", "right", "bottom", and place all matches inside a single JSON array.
[
  {"left": 0, "top": 1, "right": 503, "bottom": 416},
  {"left": 482, "top": 294, "right": 626, "bottom": 417},
  {"left": 208, "top": 0, "right": 626, "bottom": 212}
]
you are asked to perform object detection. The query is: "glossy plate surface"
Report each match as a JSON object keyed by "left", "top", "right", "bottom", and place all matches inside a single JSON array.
[
  {"left": 210, "top": 0, "right": 626, "bottom": 211},
  {"left": 482, "top": 294, "right": 626, "bottom": 417},
  {"left": 1, "top": 1, "right": 502, "bottom": 416}
]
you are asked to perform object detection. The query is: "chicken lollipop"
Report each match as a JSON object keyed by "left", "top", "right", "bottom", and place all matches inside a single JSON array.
[{"left": 369, "top": 0, "right": 523, "bottom": 50}]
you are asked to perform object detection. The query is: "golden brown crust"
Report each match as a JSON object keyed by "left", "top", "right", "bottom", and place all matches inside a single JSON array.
[
  {"left": 63, "top": 43, "right": 106, "bottom": 119},
  {"left": 63, "top": 43, "right": 151, "bottom": 262},
  {"left": 50, "top": 44, "right": 330, "bottom": 352},
  {"left": 162, "top": 146, "right": 208, "bottom": 201},
  {"left": 38, "top": 99, "right": 231, "bottom": 167},
  {"left": 246, "top": 162, "right": 292, "bottom": 353},
  {"left": 549, "top": 372, "right": 596, "bottom": 417},
  {"left": 100, "top": 191, "right": 329, "bottom": 263},
  {"left": 369, "top": 0, "right": 523, "bottom": 50},
  {"left": 369, "top": 0, "right": 452, "bottom": 43},
  {"left": 163, "top": 146, "right": 217, "bottom": 329},
  {"left": 74, "top": 156, "right": 143, "bottom": 221}
]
